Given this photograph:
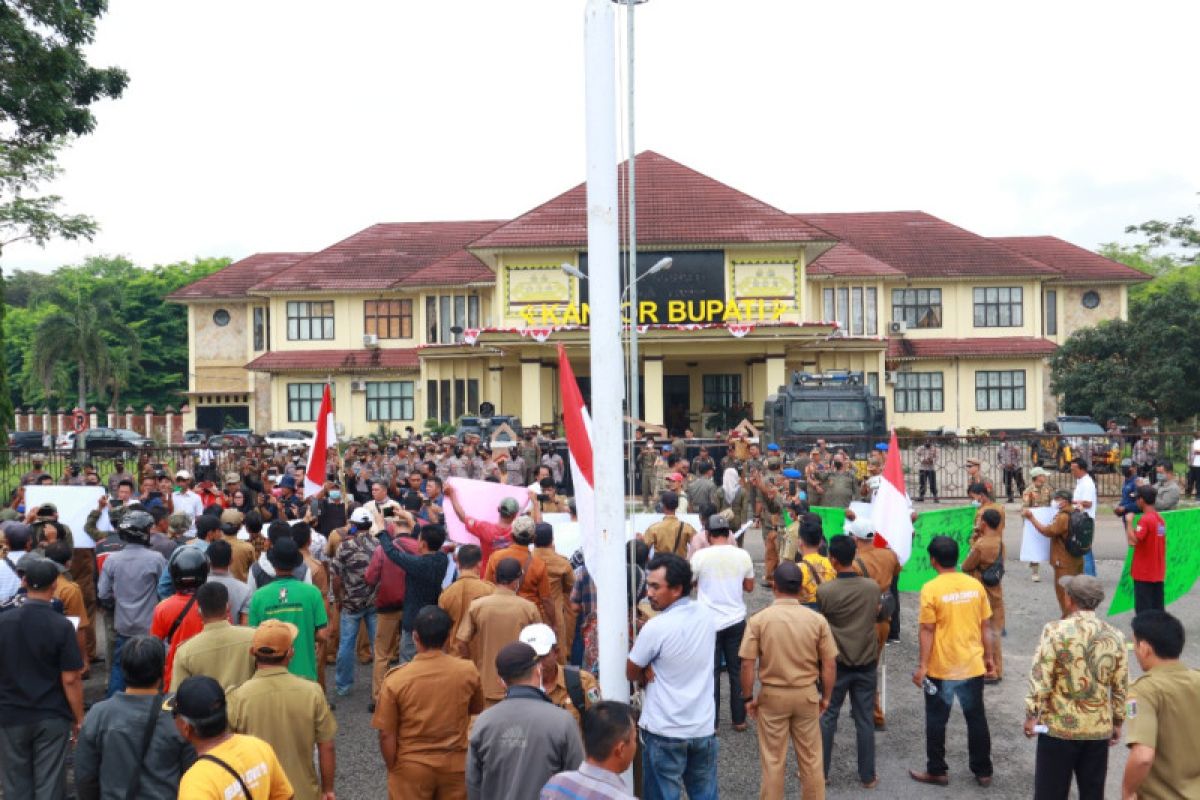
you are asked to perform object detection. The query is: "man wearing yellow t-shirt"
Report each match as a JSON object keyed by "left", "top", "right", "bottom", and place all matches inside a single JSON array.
[
  {"left": 910, "top": 535, "right": 994, "bottom": 789},
  {"left": 171, "top": 675, "right": 293, "bottom": 800},
  {"left": 795, "top": 518, "right": 835, "bottom": 609}
]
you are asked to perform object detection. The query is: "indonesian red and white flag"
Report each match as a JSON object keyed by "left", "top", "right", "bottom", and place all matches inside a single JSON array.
[
  {"left": 557, "top": 344, "right": 598, "bottom": 571},
  {"left": 873, "top": 428, "right": 914, "bottom": 565},
  {"left": 304, "top": 384, "right": 337, "bottom": 499}
]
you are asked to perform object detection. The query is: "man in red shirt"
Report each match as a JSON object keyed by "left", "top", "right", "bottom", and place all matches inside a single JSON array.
[
  {"left": 443, "top": 483, "right": 515, "bottom": 569},
  {"left": 150, "top": 546, "right": 208, "bottom": 690},
  {"left": 1124, "top": 484, "right": 1166, "bottom": 615}
]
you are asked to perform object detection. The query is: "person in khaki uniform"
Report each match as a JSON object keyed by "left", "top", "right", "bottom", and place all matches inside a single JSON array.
[
  {"left": 373, "top": 606, "right": 483, "bottom": 800},
  {"left": 520, "top": 623, "right": 600, "bottom": 726},
  {"left": 1122, "top": 610, "right": 1200, "bottom": 800},
  {"left": 456, "top": 558, "right": 542, "bottom": 707},
  {"left": 226, "top": 620, "right": 338, "bottom": 800},
  {"left": 639, "top": 441, "right": 661, "bottom": 509},
  {"left": 171, "top": 581, "right": 257, "bottom": 691},
  {"left": 846, "top": 517, "right": 901, "bottom": 728},
  {"left": 438, "top": 545, "right": 494, "bottom": 649},
  {"left": 43, "top": 542, "right": 90, "bottom": 674},
  {"left": 754, "top": 472, "right": 785, "bottom": 589},
  {"left": 1022, "top": 466, "right": 1052, "bottom": 582},
  {"left": 218, "top": 507, "right": 257, "bottom": 582},
  {"left": 482, "top": 517, "right": 557, "bottom": 629},
  {"left": 967, "top": 483, "right": 1005, "bottom": 544},
  {"left": 532, "top": 523, "right": 576, "bottom": 663},
  {"left": 961, "top": 507, "right": 1005, "bottom": 682},
  {"left": 640, "top": 491, "right": 696, "bottom": 557},
  {"left": 1023, "top": 490, "right": 1082, "bottom": 617},
  {"left": 740, "top": 561, "right": 838, "bottom": 800}
]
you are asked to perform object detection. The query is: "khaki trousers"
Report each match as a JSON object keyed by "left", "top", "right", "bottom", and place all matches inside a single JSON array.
[
  {"left": 1052, "top": 563, "right": 1082, "bottom": 618},
  {"left": 386, "top": 760, "right": 465, "bottom": 800},
  {"left": 873, "top": 621, "right": 889, "bottom": 726},
  {"left": 987, "top": 598, "right": 1005, "bottom": 679},
  {"left": 756, "top": 684, "right": 825, "bottom": 800},
  {"left": 763, "top": 529, "right": 779, "bottom": 585},
  {"left": 373, "top": 609, "right": 403, "bottom": 701},
  {"left": 70, "top": 549, "right": 97, "bottom": 660}
]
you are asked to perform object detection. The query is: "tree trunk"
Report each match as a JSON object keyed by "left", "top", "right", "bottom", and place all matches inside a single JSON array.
[{"left": 76, "top": 360, "right": 86, "bottom": 410}]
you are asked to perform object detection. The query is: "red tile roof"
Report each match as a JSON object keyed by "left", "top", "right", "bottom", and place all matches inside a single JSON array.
[
  {"left": 166, "top": 253, "right": 312, "bottom": 300},
  {"left": 887, "top": 336, "right": 1058, "bottom": 361},
  {"left": 470, "top": 151, "right": 832, "bottom": 250},
  {"left": 402, "top": 248, "right": 493, "bottom": 287},
  {"left": 807, "top": 243, "right": 905, "bottom": 278},
  {"left": 250, "top": 221, "right": 504, "bottom": 293},
  {"left": 798, "top": 212, "right": 1057, "bottom": 279},
  {"left": 991, "top": 236, "right": 1151, "bottom": 283},
  {"left": 245, "top": 348, "right": 420, "bottom": 373}
]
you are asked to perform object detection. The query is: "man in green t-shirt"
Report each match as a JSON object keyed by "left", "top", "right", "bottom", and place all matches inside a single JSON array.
[{"left": 248, "top": 537, "right": 328, "bottom": 682}]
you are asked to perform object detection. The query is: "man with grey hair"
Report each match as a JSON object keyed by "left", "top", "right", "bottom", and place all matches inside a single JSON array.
[{"left": 1023, "top": 574, "right": 1128, "bottom": 799}]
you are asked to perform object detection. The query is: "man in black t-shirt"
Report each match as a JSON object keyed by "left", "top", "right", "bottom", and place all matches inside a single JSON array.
[{"left": 0, "top": 556, "right": 85, "bottom": 799}]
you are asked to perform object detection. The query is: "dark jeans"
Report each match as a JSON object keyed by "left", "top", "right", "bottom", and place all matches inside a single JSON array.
[
  {"left": 713, "top": 620, "right": 746, "bottom": 727},
  {"left": 1187, "top": 466, "right": 1200, "bottom": 497},
  {"left": 1034, "top": 734, "right": 1108, "bottom": 799},
  {"left": 0, "top": 717, "right": 73, "bottom": 800},
  {"left": 1002, "top": 467, "right": 1025, "bottom": 500},
  {"left": 1134, "top": 581, "right": 1165, "bottom": 616},
  {"left": 106, "top": 633, "right": 129, "bottom": 698},
  {"left": 919, "top": 469, "right": 938, "bottom": 499},
  {"left": 887, "top": 573, "right": 901, "bottom": 641},
  {"left": 923, "top": 676, "right": 991, "bottom": 778},
  {"left": 820, "top": 664, "right": 876, "bottom": 782},
  {"left": 640, "top": 729, "right": 718, "bottom": 800}
]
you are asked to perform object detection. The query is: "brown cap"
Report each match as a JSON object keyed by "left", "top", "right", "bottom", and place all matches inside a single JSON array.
[
  {"left": 251, "top": 619, "right": 298, "bottom": 658},
  {"left": 219, "top": 509, "right": 244, "bottom": 527},
  {"left": 1058, "top": 574, "right": 1104, "bottom": 608},
  {"left": 224, "top": 472, "right": 241, "bottom": 485},
  {"left": 495, "top": 641, "right": 540, "bottom": 680},
  {"left": 965, "top": 458, "right": 981, "bottom": 467}
]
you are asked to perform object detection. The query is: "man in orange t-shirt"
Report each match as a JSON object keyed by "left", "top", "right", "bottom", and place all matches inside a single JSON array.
[
  {"left": 150, "top": 547, "right": 208, "bottom": 690},
  {"left": 483, "top": 516, "right": 556, "bottom": 630}
]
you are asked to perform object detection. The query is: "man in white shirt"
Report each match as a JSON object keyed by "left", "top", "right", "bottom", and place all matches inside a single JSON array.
[
  {"left": 1070, "top": 458, "right": 1098, "bottom": 576},
  {"left": 626, "top": 553, "right": 717, "bottom": 800},
  {"left": 362, "top": 481, "right": 399, "bottom": 534},
  {"left": 172, "top": 470, "right": 205, "bottom": 537},
  {"left": 690, "top": 517, "right": 754, "bottom": 732},
  {"left": 1188, "top": 431, "right": 1200, "bottom": 498},
  {"left": 0, "top": 524, "right": 32, "bottom": 602}
]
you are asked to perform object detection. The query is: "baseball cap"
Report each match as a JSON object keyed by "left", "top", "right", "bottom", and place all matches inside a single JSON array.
[
  {"left": 349, "top": 507, "right": 373, "bottom": 525},
  {"left": 168, "top": 513, "right": 192, "bottom": 534},
  {"left": 175, "top": 470, "right": 192, "bottom": 481},
  {"left": 766, "top": 443, "right": 780, "bottom": 451},
  {"left": 707, "top": 515, "right": 731, "bottom": 533},
  {"left": 498, "top": 497, "right": 520, "bottom": 516},
  {"left": 667, "top": 472, "right": 684, "bottom": 482},
  {"left": 1029, "top": 466, "right": 1048, "bottom": 478},
  {"left": 252, "top": 619, "right": 299, "bottom": 658},
  {"left": 1058, "top": 574, "right": 1104, "bottom": 607},
  {"left": 965, "top": 458, "right": 981, "bottom": 468},
  {"left": 17, "top": 556, "right": 60, "bottom": 590},
  {"left": 219, "top": 509, "right": 244, "bottom": 528},
  {"left": 847, "top": 517, "right": 875, "bottom": 540},
  {"left": 518, "top": 623, "right": 557, "bottom": 657},
  {"left": 224, "top": 472, "right": 241, "bottom": 484},
  {"left": 1053, "top": 489, "right": 1073, "bottom": 501},
  {"left": 782, "top": 468, "right": 802, "bottom": 479},
  {"left": 165, "top": 675, "right": 226, "bottom": 719},
  {"left": 496, "top": 641, "right": 540, "bottom": 681},
  {"left": 267, "top": 537, "right": 304, "bottom": 571},
  {"left": 36, "top": 503, "right": 57, "bottom": 516},
  {"left": 278, "top": 475, "right": 297, "bottom": 489}
]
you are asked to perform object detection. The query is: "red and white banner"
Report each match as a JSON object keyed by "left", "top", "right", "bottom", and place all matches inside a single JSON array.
[
  {"left": 873, "top": 428, "right": 914, "bottom": 564},
  {"left": 726, "top": 323, "right": 754, "bottom": 338},
  {"left": 557, "top": 344, "right": 598, "bottom": 571},
  {"left": 303, "top": 384, "right": 337, "bottom": 499}
]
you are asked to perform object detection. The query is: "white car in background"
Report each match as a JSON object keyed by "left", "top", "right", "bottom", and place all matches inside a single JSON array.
[
  {"left": 55, "top": 431, "right": 77, "bottom": 450},
  {"left": 264, "top": 429, "right": 315, "bottom": 450}
]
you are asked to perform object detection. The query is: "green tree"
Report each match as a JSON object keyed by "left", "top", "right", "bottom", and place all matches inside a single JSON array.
[{"left": 1124, "top": 202, "right": 1200, "bottom": 265}]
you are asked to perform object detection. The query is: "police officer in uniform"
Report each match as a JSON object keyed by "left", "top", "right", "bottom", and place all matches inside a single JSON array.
[
  {"left": 518, "top": 431, "right": 541, "bottom": 486},
  {"left": 639, "top": 440, "right": 660, "bottom": 510},
  {"left": 754, "top": 469, "right": 784, "bottom": 589}
]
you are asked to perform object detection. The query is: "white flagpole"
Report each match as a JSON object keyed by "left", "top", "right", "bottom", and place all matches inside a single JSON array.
[{"left": 584, "top": 0, "right": 629, "bottom": 704}]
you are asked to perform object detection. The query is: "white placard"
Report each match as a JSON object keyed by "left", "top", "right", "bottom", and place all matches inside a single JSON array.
[
  {"left": 1020, "top": 506, "right": 1058, "bottom": 563},
  {"left": 25, "top": 486, "right": 105, "bottom": 548},
  {"left": 537, "top": 512, "right": 703, "bottom": 558},
  {"left": 847, "top": 501, "right": 874, "bottom": 529}
]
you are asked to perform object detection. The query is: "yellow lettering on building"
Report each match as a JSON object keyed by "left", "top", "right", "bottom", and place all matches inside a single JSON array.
[
  {"left": 723, "top": 301, "right": 744, "bottom": 322},
  {"left": 705, "top": 299, "right": 723, "bottom": 321},
  {"left": 518, "top": 299, "right": 792, "bottom": 327},
  {"left": 667, "top": 300, "right": 687, "bottom": 322},
  {"left": 561, "top": 303, "right": 581, "bottom": 326},
  {"left": 539, "top": 305, "right": 562, "bottom": 326},
  {"left": 770, "top": 300, "right": 787, "bottom": 321},
  {"left": 638, "top": 300, "right": 659, "bottom": 324},
  {"left": 580, "top": 303, "right": 590, "bottom": 325},
  {"left": 520, "top": 306, "right": 538, "bottom": 326}
]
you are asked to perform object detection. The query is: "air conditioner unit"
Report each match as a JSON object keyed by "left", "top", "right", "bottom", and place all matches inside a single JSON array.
[
  {"left": 362, "top": 334, "right": 379, "bottom": 348},
  {"left": 885, "top": 371, "right": 897, "bottom": 385},
  {"left": 350, "top": 381, "right": 367, "bottom": 392},
  {"left": 888, "top": 321, "right": 908, "bottom": 336}
]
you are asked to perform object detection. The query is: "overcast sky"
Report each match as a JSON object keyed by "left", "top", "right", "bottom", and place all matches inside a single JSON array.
[{"left": 6, "top": 0, "right": 1198, "bottom": 272}]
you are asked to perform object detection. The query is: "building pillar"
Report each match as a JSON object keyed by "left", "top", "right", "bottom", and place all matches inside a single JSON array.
[
  {"left": 540, "top": 362, "right": 557, "bottom": 434},
  {"left": 747, "top": 358, "right": 766, "bottom": 421},
  {"left": 520, "top": 359, "right": 542, "bottom": 427},
  {"left": 643, "top": 356, "right": 664, "bottom": 427},
  {"left": 487, "top": 365, "right": 504, "bottom": 412},
  {"left": 765, "top": 355, "right": 786, "bottom": 398}
]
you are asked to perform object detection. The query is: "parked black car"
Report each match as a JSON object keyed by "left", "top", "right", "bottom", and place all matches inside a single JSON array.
[
  {"left": 8, "top": 430, "right": 47, "bottom": 450},
  {"left": 82, "top": 427, "right": 155, "bottom": 454}
]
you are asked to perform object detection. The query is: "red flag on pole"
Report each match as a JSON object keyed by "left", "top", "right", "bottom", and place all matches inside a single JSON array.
[
  {"left": 873, "top": 428, "right": 914, "bottom": 564},
  {"left": 557, "top": 344, "right": 597, "bottom": 569},
  {"left": 304, "top": 384, "right": 336, "bottom": 499}
]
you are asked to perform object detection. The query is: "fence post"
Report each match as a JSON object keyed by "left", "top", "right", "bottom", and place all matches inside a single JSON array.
[
  {"left": 106, "top": 406, "right": 116, "bottom": 428},
  {"left": 144, "top": 405, "right": 155, "bottom": 442},
  {"left": 27, "top": 408, "right": 37, "bottom": 432},
  {"left": 88, "top": 406, "right": 98, "bottom": 430},
  {"left": 57, "top": 409, "right": 66, "bottom": 441},
  {"left": 124, "top": 406, "right": 133, "bottom": 432},
  {"left": 13, "top": 409, "right": 21, "bottom": 432},
  {"left": 165, "top": 406, "right": 176, "bottom": 445},
  {"left": 41, "top": 408, "right": 51, "bottom": 440}
]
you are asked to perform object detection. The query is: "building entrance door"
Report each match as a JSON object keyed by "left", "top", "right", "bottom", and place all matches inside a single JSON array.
[{"left": 663, "top": 375, "right": 690, "bottom": 436}]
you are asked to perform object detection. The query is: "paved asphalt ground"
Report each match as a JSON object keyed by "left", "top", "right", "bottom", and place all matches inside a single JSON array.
[{"left": 81, "top": 505, "right": 1200, "bottom": 799}]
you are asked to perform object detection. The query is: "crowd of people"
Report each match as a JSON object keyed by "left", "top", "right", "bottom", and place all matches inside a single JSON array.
[{"left": 0, "top": 428, "right": 1195, "bottom": 800}]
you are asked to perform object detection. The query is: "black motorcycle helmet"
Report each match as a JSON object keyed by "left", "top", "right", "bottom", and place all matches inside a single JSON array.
[
  {"left": 117, "top": 510, "right": 155, "bottom": 545},
  {"left": 169, "top": 547, "right": 210, "bottom": 591}
]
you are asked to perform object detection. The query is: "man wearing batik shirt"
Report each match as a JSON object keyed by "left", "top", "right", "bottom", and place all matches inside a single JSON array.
[
  {"left": 330, "top": 508, "right": 379, "bottom": 697},
  {"left": 1024, "top": 574, "right": 1127, "bottom": 799}
]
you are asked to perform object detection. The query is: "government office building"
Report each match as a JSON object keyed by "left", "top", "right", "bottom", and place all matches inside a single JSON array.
[{"left": 169, "top": 152, "right": 1147, "bottom": 439}]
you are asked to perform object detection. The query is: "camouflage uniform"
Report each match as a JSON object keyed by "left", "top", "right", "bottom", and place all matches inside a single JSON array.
[
  {"left": 518, "top": 441, "right": 541, "bottom": 485},
  {"left": 639, "top": 447, "right": 660, "bottom": 508}
]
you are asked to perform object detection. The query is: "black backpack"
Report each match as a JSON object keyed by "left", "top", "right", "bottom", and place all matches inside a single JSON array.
[
  {"left": 981, "top": 544, "right": 1005, "bottom": 587},
  {"left": 1065, "top": 511, "right": 1094, "bottom": 558}
]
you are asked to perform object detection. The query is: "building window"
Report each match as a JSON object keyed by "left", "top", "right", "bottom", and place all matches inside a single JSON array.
[
  {"left": 702, "top": 374, "right": 741, "bottom": 410},
  {"left": 286, "top": 301, "right": 335, "bottom": 341},
  {"left": 287, "top": 383, "right": 326, "bottom": 422},
  {"left": 822, "top": 287, "right": 878, "bottom": 335},
  {"left": 426, "top": 295, "right": 481, "bottom": 343},
  {"left": 1081, "top": 290, "right": 1100, "bottom": 309},
  {"left": 212, "top": 309, "right": 231, "bottom": 327},
  {"left": 425, "top": 378, "right": 479, "bottom": 423},
  {"left": 891, "top": 288, "right": 942, "bottom": 329},
  {"left": 975, "top": 370, "right": 1026, "bottom": 411},
  {"left": 973, "top": 287, "right": 1023, "bottom": 327},
  {"left": 366, "top": 381, "right": 414, "bottom": 421},
  {"left": 364, "top": 300, "right": 413, "bottom": 339},
  {"left": 894, "top": 372, "right": 943, "bottom": 413},
  {"left": 866, "top": 372, "right": 879, "bottom": 397},
  {"left": 253, "top": 307, "right": 268, "bottom": 351},
  {"left": 1044, "top": 289, "right": 1057, "bottom": 336}
]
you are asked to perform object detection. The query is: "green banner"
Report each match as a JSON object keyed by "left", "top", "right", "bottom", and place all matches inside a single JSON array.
[
  {"left": 808, "top": 504, "right": 977, "bottom": 593},
  {"left": 1107, "top": 507, "right": 1200, "bottom": 616},
  {"left": 898, "top": 505, "right": 977, "bottom": 593}
]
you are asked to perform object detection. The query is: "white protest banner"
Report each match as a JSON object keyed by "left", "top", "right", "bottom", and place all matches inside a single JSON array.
[
  {"left": 442, "top": 478, "right": 532, "bottom": 546},
  {"left": 539, "top": 512, "right": 703, "bottom": 557},
  {"left": 1020, "top": 506, "right": 1057, "bottom": 563},
  {"left": 25, "top": 485, "right": 105, "bottom": 548}
]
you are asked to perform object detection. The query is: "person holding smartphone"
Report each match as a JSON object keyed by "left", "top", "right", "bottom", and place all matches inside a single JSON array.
[{"left": 363, "top": 481, "right": 400, "bottom": 534}]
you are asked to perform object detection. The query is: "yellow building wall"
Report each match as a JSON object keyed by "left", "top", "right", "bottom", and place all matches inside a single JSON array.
[
  {"left": 882, "top": 279, "right": 1043, "bottom": 339},
  {"left": 888, "top": 357, "right": 1046, "bottom": 432}
]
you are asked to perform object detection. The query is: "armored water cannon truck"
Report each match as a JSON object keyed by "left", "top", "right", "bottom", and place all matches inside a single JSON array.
[{"left": 763, "top": 370, "right": 887, "bottom": 459}]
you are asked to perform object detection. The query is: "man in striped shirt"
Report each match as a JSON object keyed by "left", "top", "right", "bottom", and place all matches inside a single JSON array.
[{"left": 541, "top": 701, "right": 637, "bottom": 800}]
